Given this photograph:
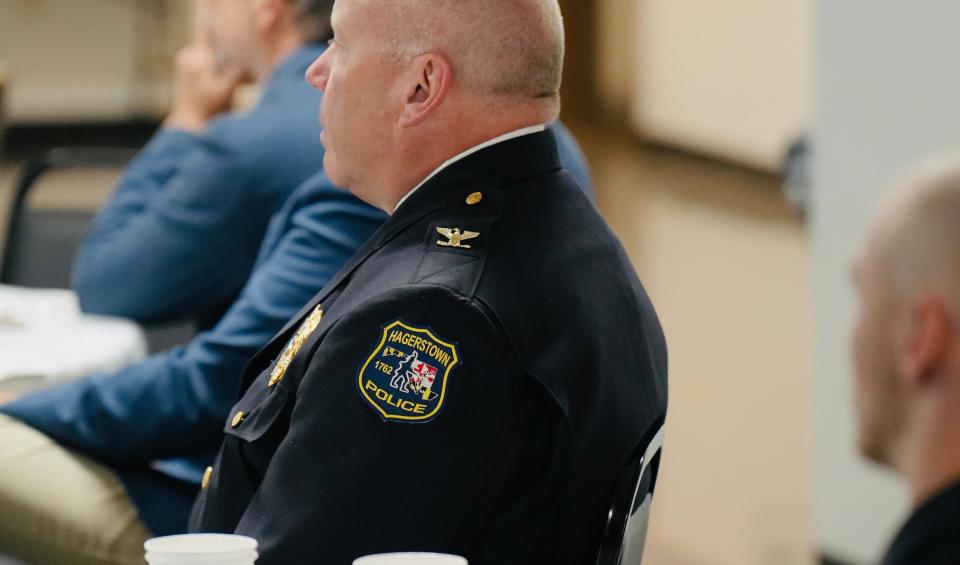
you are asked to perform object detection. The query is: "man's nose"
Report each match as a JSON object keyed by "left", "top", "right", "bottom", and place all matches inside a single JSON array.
[{"left": 305, "top": 51, "right": 330, "bottom": 92}]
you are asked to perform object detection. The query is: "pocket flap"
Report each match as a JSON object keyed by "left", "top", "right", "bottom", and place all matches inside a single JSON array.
[{"left": 222, "top": 384, "right": 291, "bottom": 442}]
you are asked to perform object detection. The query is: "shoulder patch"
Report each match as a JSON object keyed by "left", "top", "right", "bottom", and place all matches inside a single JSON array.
[{"left": 357, "top": 320, "right": 459, "bottom": 423}]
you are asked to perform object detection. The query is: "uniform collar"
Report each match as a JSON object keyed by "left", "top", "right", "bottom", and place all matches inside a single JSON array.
[
  {"left": 392, "top": 127, "right": 561, "bottom": 219},
  {"left": 393, "top": 125, "right": 549, "bottom": 213},
  {"left": 263, "top": 128, "right": 562, "bottom": 346}
]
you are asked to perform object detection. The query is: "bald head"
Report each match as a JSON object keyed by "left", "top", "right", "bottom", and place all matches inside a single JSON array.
[
  {"left": 854, "top": 153, "right": 960, "bottom": 505},
  {"left": 867, "top": 154, "right": 960, "bottom": 313},
  {"left": 374, "top": 0, "right": 565, "bottom": 105},
  {"left": 309, "top": 0, "right": 565, "bottom": 209}
]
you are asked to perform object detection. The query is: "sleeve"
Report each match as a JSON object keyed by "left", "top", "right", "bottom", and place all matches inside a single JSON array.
[
  {"left": 1, "top": 184, "right": 384, "bottom": 464},
  {"left": 230, "top": 286, "right": 534, "bottom": 564},
  {"left": 70, "top": 127, "right": 262, "bottom": 323}
]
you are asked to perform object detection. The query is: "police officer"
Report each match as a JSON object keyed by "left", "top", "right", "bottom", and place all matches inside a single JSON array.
[{"left": 190, "top": 1, "right": 668, "bottom": 563}]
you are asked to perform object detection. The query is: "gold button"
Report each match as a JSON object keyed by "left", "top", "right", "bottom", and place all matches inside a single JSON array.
[
  {"left": 231, "top": 411, "right": 246, "bottom": 428},
  {"left": 201, "top": 466, "right": 213, "bottom": 489},
  {"left": 466, "top": 192, "right": 483, "bottom": 205}
]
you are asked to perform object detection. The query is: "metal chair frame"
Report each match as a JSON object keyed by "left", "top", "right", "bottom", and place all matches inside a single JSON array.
[
  {"left": 595, "top": 419, "right": 666, "bottom": 565},
  {"left": 0, "top": 146, "right": 196, "bottom": 353},
  {"left": 1, "top": 146, "right": 137, "bottom": 284}
]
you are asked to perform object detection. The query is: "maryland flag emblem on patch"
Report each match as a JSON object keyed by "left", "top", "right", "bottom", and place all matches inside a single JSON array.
[{"left": 357, "top": 320, "right": 459, "bottom": 423}]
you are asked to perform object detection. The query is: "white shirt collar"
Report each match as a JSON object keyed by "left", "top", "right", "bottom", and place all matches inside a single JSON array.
[{"left": 393, "top": 124, "right": 547, "bottom": 213}]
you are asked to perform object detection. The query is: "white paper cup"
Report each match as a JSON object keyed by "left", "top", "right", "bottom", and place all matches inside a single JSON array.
[
  {"left": 144, "top": 534, "right": 259, "bottom": 565},
  {"left": 353, "top": 553, "right": 467, "bottom": 565}
]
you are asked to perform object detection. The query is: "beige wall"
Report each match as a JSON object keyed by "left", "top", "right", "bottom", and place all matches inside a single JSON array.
[
  {"left": 595, "top": 0, "right": 636, "bottom": 118},
  {"left": 592, "top": 2, "right": 817, "bottom": 564},
  {"left": 0, "top": 0, "right": 189, "bottom": 123},
  {"left": 595, "top": 0, "right": 813, "bottom": 172}
]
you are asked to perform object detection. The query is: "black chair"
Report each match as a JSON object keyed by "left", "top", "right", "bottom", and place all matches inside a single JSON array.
[
  {"left": 1, "top": 147, "right": 137, "bottom": 288},
  {"left": 1, "top": 147, "right": 195, "bottom": 353},
  {"left": 595, "top": 420, "right": 666, "bottom": 565}
]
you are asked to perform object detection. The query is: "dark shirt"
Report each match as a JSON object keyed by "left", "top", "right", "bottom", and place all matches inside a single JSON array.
[{"left": 881, "top": 480, "right": 960, "bottom": 565}]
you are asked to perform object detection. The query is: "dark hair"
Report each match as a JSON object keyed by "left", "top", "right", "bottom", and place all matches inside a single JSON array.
[{"left": 290, "top": 0, "right": 335, "bottom": 43}]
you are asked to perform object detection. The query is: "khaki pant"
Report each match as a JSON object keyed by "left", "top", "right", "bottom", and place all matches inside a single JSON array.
[{"left": 0, "top": 414, "right": 150, "bottom": 565}]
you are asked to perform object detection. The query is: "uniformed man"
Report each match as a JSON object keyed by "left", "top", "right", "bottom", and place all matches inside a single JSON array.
[
  {"left": 189, "top": 1, "right": 668, "bottom": 563},
  {"left": 851, "top": 155, "right": 960, "bottom": 565}
]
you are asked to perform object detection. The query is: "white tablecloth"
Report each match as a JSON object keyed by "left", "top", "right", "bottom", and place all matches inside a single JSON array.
[{"left": 0, "top": 285, "right": 147, "bottom": 384}]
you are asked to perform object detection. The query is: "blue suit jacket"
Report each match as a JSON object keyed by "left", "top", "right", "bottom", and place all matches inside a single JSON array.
[
  {"left": 72, "top": 45, "right": 329, "bottom": 326},
  {"left": 551, "top": 122, "right": 593, "bottom": 200},
  {"left": 0, "top": 124, "right": 593, "bottom": 536}
]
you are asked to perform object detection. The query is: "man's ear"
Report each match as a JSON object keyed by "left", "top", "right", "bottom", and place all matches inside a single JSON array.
[
  {"left": 898, "top": 294, "right": 951, "bottom": 387},
  {"left": 252, "top": 0, "right": 285, "bottom": 33},
  {"left": 398, "top": 54, "right": 453, "bottom": 128}
]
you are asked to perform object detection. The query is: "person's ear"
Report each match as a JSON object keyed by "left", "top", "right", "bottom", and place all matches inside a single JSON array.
[
  {"left": 252, "top": 0, "right": 285, "bottom": 33},
  {"left": 898, "top": 294, "right": 951, "bottom": 388},
  {"left": 398, "top": 54, "right": 453, "bottom": 128}
]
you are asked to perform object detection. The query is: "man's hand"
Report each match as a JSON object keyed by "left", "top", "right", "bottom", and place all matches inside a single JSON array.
[{"left": 164, "top": 44, "right": 246, "bottom": 133}]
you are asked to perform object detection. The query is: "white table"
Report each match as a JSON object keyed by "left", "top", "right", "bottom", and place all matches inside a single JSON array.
[{"left": 0, "top": 285, "right": 146, "bottom": 390}]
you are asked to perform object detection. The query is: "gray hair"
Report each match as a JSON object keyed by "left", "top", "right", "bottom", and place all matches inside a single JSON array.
[
  {"left": 290, "top": 0, "right": 335, "bottom": 43},
  {"left": 382, "top": 0, "right": 565, "bottom": 100}
]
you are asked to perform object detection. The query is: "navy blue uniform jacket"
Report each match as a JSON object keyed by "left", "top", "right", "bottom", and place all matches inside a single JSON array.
[{"left": 190, "top": 130, "right": 667, "bottom": 564}]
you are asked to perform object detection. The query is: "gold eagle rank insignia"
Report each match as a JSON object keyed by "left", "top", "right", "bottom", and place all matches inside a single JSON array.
[{"left": 436, "top": 227, "right": 480, "bottom": 249}]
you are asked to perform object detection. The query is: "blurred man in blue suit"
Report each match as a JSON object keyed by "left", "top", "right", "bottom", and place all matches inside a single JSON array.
[
  {"left": 70, "top": 0, "right": 332, "bottom": 327},
  {"left": 0, "top": 172, "right": 385, "bottom": 565}
]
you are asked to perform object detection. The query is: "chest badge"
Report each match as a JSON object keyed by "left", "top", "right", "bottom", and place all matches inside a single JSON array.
[
  {"left": 269, "top": 305, "right": 324, "bottom": 387},
  {"left": 358, "top": 320, "right": 459, "bottom": 423},
  {"left": 436, "top": 227, "right": 480, "bottom": 249}
]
